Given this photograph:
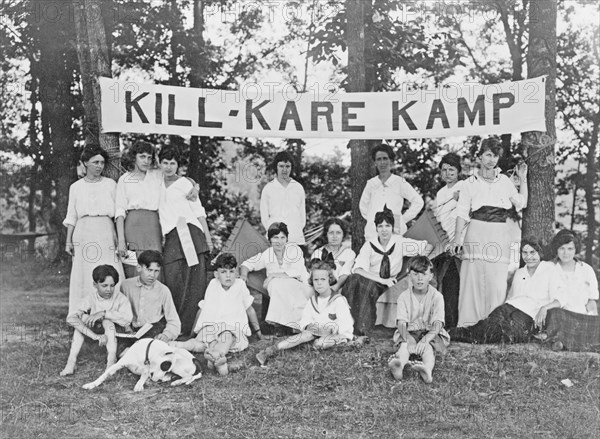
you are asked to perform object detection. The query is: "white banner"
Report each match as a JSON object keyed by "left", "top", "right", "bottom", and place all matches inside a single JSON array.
[{"left": 100, "top": 77, "right": 546, "bottom": 139}]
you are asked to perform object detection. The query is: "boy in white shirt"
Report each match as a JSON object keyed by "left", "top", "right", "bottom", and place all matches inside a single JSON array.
[
  {"left": 170, "top": 254, "right": 262, "bottom": 375},
  {"left": 388, "top": 256, "right": 449, "bottom": 384}
]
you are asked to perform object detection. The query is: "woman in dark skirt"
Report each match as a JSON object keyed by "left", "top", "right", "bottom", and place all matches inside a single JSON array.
[
  {"left": 538, "top": 230, "right": 599, "bottom": 351},
  {"left": 159, "top": 146, "right": 213, "bottom": 336},
  {"left": 115, "top": 141, "right": 165, "bottom": 278}
]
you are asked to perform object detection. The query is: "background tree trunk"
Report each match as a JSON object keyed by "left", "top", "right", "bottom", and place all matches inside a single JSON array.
[
  {"left": 346, "top": 0, "right": 371, "bottom": 253},
  {"left": 36, "top": 0, "right": 76, "bottom": 261},
  {"left": 188, "top": 0, "right": 206, "bottom": 185},
  {"left": 584, "top": 123, "right": 598, "bottom": 264},
  {"left": 73, "top": 0, "right": 121, "bottom": 179},
  {"left": 521, "top": 0, "right": 557, "bottom": 247}
]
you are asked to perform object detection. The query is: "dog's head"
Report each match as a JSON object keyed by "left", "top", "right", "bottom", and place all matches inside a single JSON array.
[{"left": 156, "top": 349, "right": 202, "bottom": 383}]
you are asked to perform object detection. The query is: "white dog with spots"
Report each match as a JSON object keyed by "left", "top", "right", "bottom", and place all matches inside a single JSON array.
[{"left": 82, "top": 338, "right": 202, "bottom": 392}]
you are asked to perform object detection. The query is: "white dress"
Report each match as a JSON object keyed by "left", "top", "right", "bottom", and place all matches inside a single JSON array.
[
  {"left": 455, "top": 171, "right": 525, "bottom": 327},
  {"left": 63, "top": 178, "right": 125, "bottom": 314},
  {"left": 242, "top": 244, "right": 312, "bottom": 328},
  {"left": 260, "top": 178, "right": 306, "bottom": 245}
]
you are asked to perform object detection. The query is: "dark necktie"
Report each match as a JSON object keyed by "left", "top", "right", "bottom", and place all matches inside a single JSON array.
[
  {"left": 370, "top": 243, "right": 395, "bottom": 279},
  {"left": 320, "top": 249, "right": 336, "bottom": 269}
]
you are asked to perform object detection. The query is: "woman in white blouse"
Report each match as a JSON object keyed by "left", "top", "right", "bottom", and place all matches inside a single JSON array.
[
  {"left": 359, "top": 144, "right": 424, "bottom": 241},
  {"left": 450, "top": 239, "right": 559, "bottom": 343},
  {"left": 310, "top": 218, "right": 356, "bottom": 293},
  {"left": 64, "top": 145, "right": 125, "bottom": 314},
  {"left": 159, "top": 146, "right": 213, "bottom": 336},
  {"left": 115, "top": 141, "right": 165, "bottom": 278},
  {"left": 536, "top": 230, "right": 599, "bottom": 351},
  {"left": 450, "top": 138, "right": 528, "bottom": 327},
  {"left": 240, "top": 222, "right": 312, "bottom": 331},
  {"left": 260, "top": 151, "right": 306, "bottom": 245}
]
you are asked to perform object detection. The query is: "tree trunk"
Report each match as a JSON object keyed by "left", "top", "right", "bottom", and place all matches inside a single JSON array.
[
  {"left": 27, "top": 64, "right": 40, "bottom": 254},
  {"left": 584, "top": 121, "right": 598, "bottom": 265},
  {"left": 73, "top": 0, "right": 121, "bottom": 180},
  {"left": 521, "top": 0, "right": 557, "bottom": 247},
  {"left": 188, "top": 0, "right": 206, "bottom": 185},
  {"left": 36, "top": 0, "right": 77, "bottom": 262},
  {"left": 346, "top": 0, "right": 371, "bottom": 253}
]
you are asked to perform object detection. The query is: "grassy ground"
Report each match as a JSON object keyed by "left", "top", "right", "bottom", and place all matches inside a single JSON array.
[{"left": 1, "top": 261, "right": 599, "bottom": 439}]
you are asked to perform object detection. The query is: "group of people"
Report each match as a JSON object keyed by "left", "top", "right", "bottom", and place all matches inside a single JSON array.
[{"left": 60, "top": 137, "right": 599, "bottom": 384}]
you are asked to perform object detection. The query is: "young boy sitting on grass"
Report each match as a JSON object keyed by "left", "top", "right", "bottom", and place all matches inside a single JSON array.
[
  {"left": 120, "top": 250, "right": 181, "bottom": 342},
  {"left": 256, "top": 259, "right": 355, "bottom": 366},
  {"left": 388, "top": 256, "right": 450, "bottom": 384},
  {"left": 60, "top": 265, "right": 133, "bottom": 375},
  {"left": 169, "top": 253, "right": 262, "bottom": 376}
]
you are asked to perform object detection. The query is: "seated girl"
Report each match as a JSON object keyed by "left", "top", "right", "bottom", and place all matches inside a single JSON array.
[
  {"left": 450, "top": 238, "right": 559, "bottom": 344},
  {"left": 342, "top": 206, "right": 432, "bottom": 335},
  {"left": 310, "top": 217, "right": 356, "bottom": 293},
  {"left": 240, "top": 222, "right": 312, "bottom": 331},
  {"left": 169, "top": 253, "right": 262, "bottom": 376},
  {"left": 537, "top": 230, "right": 599, "bottom": 351},
  {"left": 256, "top": 260, "right": 354, "bottom": 365},
  {"left": 60, "top": 265, "right": 133, "bottom": 376}
]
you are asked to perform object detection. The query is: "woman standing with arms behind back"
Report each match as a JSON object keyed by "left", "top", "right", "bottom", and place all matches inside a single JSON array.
[
  {"left": 115, "top": 141, "right": 165, "bottom": 278},
  {"left": 260, "top": 151, "right": 306, "bottom": 246},
  {"left": 64, "top": 144, "right": 124, "bottom": 314},
  {"left": 450, "top": 138, "right": 528, "bottom": 327}
]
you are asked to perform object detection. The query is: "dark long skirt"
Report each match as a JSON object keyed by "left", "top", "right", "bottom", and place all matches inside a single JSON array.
[
  {"left": 162, "top": 224, "right": 210, "bottom": 336},
  {"left": 433, "top": 253, "right": 461, "bottom": 329},
  {"left": 545, "top": 308, "right": 600, "bottom": 352},
  {"left": 449, "top": 303, "right": 534, "bottom": 344},
  {"left": 342, "top": 273, "right": 389, "bottom": 335}
]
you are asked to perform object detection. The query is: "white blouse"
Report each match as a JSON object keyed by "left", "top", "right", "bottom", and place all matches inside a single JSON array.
[
  {"left": 553, "top": 261, "right": 599, "bottom": 315},
  {"left": 242, "top": 244, "right": 309, "bottom": 283},
  {"left": 506, "top": 261, "right": 559, "bottom": 319},
  {"left": 352, "top": 235, "right": 428, "bottom": 278},
  {"left": 434, "top": 180, "right": 465, "bottom": 242},
  {"left": 359, "top": 174, "right": 424, "bottom": 240},
  {"left": 299, "top": 294, "right": 354, "bottom": 340},
  {"left": 115, "top": 168, "right": 164, "bottom": 219},
  {"left": 260, "top": 178, "right": 306, "bottom": 245},
  {"left": 311, "top": 246, "right": 356, "bottom": 279},
  {"left": 160, "top": 177, "right": 207, "bottom": 235},
  {"left": 455, "top": 171, "right": 525, "bottom": 222},
  {"left": 63, "top": 178, "right": 117, "bottom": 227},
  {"left": 193, "top": 278, "right": 254, "bottom": 335}
]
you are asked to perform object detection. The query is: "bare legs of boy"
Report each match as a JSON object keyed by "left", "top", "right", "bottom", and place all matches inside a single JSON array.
[
  {"left": 388, "top": 342, "right": 409, "bottom": 381},
  {"left": 389, "top": 341, "right": 435, "bottom": 384},
  {"left": 204, "top": 332, "right": 235, "bottom": 376},
  {"left": 60, "top": 320, "right": 116, "bottom": 375},
  {"left": 170, "top": 332, "right": 236, "bottom": 376},
  {"left": 409, "top": 344, "right": 435, "bottom": 384}
]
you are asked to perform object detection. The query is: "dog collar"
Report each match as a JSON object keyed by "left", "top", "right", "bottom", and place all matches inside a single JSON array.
[{"left": 144, "top": 339, "right": 155, "bottom": 365}]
